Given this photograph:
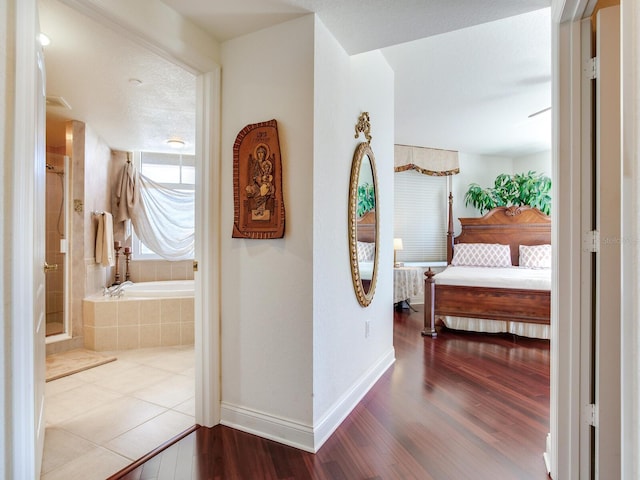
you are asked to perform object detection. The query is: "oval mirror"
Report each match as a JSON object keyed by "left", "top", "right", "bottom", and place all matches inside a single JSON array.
[{"left": 349, "top": 141, "right": 379, "bottom": 307}]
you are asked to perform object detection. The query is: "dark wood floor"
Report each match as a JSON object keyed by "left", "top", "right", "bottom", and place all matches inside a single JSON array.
[{"left": 110, "top": 307, "right": 551, "bottom": 479}]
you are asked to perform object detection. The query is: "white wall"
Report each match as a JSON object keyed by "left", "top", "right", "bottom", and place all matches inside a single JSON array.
[
  {"left": 220, "top": 15, "right": 316, "bottom": 447},
  {"left": 66, "top": 0, "right": 220, "bottom": 73},
  {"left": 514, "top": 150, "right": 552, "bottom": 177},
  {"left": 220, "top": 15, "right": 395, "bottom": 452},
  {"left": 312, "top": 18, "right": 395, "bottom": 447},
  {"left": 451, "top": 153, "right": 512, "bottom": 233},
  {"left": 451, "top": 150, "right": 552, "bottom": 234}
]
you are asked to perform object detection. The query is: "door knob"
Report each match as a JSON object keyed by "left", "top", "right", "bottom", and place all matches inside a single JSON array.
[{"left": 44, "top": 262, "right": 58, "bottom": 272}]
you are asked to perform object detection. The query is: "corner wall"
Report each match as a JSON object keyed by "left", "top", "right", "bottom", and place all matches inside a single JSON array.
[
  {"left": 312, "top": 18, "right": 395, "bottom": 449},
  {"left": 219, "top": 15, "right": 396, "bottom": 452},
  {"left": 220, "top": 15, "right": 316, "bottom": 449}
]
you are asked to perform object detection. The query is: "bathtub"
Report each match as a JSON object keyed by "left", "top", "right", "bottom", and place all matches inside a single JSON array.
[
  {"left": 121, "top": 280, "right": 194, "bottom": 298},
  {"left": 83, "top": 280, "right": 194, "bottom": 351}
]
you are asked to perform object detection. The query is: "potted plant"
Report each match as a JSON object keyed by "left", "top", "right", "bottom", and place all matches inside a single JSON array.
[
  {"left": 464, "top": 171, "right": 551, "bottom": 215},
  {"left": 357, "top": 183, "right": 376, "bottom": 217}
]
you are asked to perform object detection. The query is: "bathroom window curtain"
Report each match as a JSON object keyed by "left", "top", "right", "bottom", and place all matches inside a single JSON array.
[{"left": 116, "top": 161, "right": 194, "bottom": 260}]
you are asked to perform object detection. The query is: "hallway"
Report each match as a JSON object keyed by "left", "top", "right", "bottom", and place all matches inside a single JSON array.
[{"left": 111, "top": 308, "right": 550, "bottom": 479}]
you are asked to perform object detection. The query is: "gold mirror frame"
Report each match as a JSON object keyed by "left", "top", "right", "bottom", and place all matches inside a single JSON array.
[{"left": 349, "top": 141, "right": 380, "bottom": 307}]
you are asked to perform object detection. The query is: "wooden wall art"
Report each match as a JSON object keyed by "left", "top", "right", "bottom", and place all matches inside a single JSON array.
[{"left": 232, "top": 119, "right": 286, "bottom": 239}]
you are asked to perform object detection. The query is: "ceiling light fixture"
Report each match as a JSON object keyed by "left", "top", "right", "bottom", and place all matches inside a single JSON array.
[
  {"left": 166, "top": 138, "right": 185, "bottom": 148},
  {"left": 38, "top": 33, "right": 51, "bottom": 47}
]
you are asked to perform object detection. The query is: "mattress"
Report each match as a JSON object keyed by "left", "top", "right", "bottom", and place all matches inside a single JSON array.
[
  {"left": 359, "top": 261, "right": 374, "bottom": 281},
  {"left": 434, "top": 266, "right": 551, "bottom": 291}
]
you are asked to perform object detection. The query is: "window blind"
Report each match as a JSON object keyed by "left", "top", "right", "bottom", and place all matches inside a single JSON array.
[{"left": 394, "top": 170, "right": 448, "bottom": 262}]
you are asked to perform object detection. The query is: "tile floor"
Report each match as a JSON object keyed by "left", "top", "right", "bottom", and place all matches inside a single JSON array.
[{"left": 41, "top": 345, "right": 195, "bottom": 480}]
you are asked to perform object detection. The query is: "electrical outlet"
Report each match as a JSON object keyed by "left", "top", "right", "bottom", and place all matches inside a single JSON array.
[{"left": 365, "top": 320, "right": 371, "bottom": 338}]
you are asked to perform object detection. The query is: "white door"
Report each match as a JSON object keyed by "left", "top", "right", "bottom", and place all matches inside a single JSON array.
[
  {"left": 34, "top": 43, "right": 48, "bottom": 475},
  {"left": 12, "top": 1, "right": 47, "bottom": 477},
  {"left": 593, "top": 5, "right": 621, "bottom": 479}
]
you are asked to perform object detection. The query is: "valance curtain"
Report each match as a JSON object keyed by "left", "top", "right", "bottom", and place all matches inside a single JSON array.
[
  {"left": 116, "top": 161, "right": 195, "bottom": 260},
  {"left": 394, "top": 144, "right": 460, "bottom": 176}
]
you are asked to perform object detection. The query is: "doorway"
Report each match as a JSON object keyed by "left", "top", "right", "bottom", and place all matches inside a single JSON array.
[
  {"left": 45, "top": 153, "right": 69, "bottom": 339},
  {"left": 36, "top": 0, "right": 221, "bottom": 475}
]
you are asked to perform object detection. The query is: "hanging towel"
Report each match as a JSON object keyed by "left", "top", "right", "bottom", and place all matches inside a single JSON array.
[
  {"left": 115, "top": 161, "right": 137, "bottom": 240},
  {"left": 95, "top": 212, "right": 115, "bottom": 267}
]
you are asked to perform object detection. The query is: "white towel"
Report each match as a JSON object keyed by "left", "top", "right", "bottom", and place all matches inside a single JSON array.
[
  {"left": 115, "top": 162, "right": 136, "bottom": 240},
  {"left": 95, "top": 212, "right": 115, "bottom": 267}
]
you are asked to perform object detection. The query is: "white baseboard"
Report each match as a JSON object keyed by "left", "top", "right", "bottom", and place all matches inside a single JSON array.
[
  {"left": 543, "top": 432, "right": 552, "bottom": 475},
  {"left": 220, "top": 403, "right": 315, "bottom": 452},
  {"left": 220, "top": 347, "right": 396, "bottom": 453},
  {"left": 312, "top": 347, "right": 395, "bottom": 451}
]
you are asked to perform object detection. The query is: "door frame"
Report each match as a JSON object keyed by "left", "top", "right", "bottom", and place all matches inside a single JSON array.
[
  {"left": 551, "top": 1, "right": 630, "bottom": 478},
  {"left": 11, "top": 0, "right": 47, "bottom": 477},
  {"left": 8, "top": 2, "right": 221, "bottom": 475},
  {"left": 620, "top": 1, "right": 638, "bottom": 477},
  {"left": 52, "top": 0, "right": 223, "bottom": 427}
]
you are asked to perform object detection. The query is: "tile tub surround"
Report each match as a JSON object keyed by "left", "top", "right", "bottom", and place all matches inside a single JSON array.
[{"left": 83, "top": 295, "right": 194, "bottom": 351}]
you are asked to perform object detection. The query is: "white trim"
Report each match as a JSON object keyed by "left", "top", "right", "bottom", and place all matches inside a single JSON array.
[
  {"left": 195, "top": 69, "right": 222, "bottom": 427},
  {"left": 594, "top": 7, "right": 621, "bottom": 477},
  {"left": 220, "top": 348, "right": 395, "bottom": 453},
  {"left": 550, "top": 1, "right": 588, "bottom": 478},
  {"left": 620, "top": 1, "right": 639, "bottom": 478},
  {"left": 11, "top": 0, "right": 43, "bottom": 477},
  {"left": 220, "top": 403, "right": 316, "bottom": 452},
  {"left": 578, "top": 15, "right": 594, "bottom": 479}
]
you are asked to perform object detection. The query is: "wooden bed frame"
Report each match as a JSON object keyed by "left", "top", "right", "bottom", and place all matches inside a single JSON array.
[
  {"left": 422, "top": 195, "right": 551, "bottom": 338},
  {"left": 357, "top": 210, "right": 376, "bottom": 243},
  {"left": 357, "top": 210, "right": 376, "bottom": 290}
]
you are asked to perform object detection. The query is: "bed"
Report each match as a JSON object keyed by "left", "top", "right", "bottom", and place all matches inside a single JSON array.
[
  {"left": 356, "top": 210, "right": 376, "bottom": 290},
  {"left": 422, "top": 197, "right": 551, "bottom": 339}
]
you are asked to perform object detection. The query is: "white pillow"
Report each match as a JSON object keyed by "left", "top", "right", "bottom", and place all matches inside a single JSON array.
[
  {"left": 451, "top": 243, "right": 512, "bottom": 267},
  {"left": 519, "top": 244, "right": 551, "bottom": 269},
  {"left": 357, "top": 241, "right": 375, "bottom": 262}
]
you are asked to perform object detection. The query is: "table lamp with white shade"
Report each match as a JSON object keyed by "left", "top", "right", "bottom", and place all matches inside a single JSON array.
[{"left": 393, "top": 238, "right": 403, "bottom": 267}]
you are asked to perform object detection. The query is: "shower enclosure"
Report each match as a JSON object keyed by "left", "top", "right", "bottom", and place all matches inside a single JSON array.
[{"left": 45, "top": 153, "right": 69, "bottom": 338}]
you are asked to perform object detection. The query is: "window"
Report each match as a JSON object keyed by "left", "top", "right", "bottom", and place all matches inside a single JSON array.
[
  {"left": 132, "top": 151, "right": 195, "bottom": 259},
  {"left": 394, "top": 170, "right": 447, "bottom": 262}
]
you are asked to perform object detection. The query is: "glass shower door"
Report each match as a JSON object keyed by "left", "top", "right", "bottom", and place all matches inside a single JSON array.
[{"left": 45, "top": 153, "right": 69, "bottom": 338}]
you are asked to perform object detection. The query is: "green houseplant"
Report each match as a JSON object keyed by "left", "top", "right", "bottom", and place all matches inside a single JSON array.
[
  {"left": 464, "top": 171, "right": 552, "bottom": 215},
  {"left": 357, "top": 183, "right": 376, "bottom": 217}
]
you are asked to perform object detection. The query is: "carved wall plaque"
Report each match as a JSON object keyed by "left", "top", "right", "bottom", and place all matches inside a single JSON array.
[{"left": 232, "top": 119, "right": 285, "bottom": 239}]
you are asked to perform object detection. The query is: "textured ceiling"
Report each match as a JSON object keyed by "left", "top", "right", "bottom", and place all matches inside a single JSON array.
[
  {"left": 40, "top": 0, "right": 196, "bottom": 154},
  {"left": 383, "top": 7, "right": 551, "bottom": 157},
  {"left": 160, "top": 0, "right": 550, "bottom": 55},
  {"left": 39, "top": 0, "right": 551, "bottom": 158}
]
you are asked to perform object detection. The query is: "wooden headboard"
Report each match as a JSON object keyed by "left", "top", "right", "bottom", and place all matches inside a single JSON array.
[
  {"left": 357, "top": 210, "right": 376, "bottom": 243},
  {"left": 448, "top": 206, "right": 551, "bottom": 265}
]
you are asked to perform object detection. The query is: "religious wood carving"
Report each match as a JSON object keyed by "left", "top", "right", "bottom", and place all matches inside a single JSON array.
[{"left": 232, "top": 119, "right": 286, "bottom": 239}]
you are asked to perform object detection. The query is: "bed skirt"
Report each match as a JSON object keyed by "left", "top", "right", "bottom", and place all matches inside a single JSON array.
[{"left": 439, "top": 315, "right": 550, "bottom": 340}]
